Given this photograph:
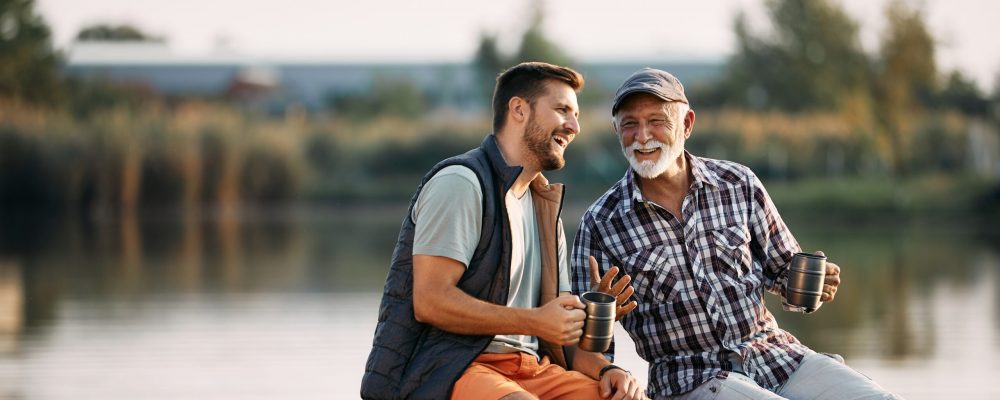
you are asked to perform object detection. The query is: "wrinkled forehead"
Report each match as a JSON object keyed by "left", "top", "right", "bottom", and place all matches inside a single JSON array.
[{"left": 614, "top": 92, "right": 670, "bottom": 116}]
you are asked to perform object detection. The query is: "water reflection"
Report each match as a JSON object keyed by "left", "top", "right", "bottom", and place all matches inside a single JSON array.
[{"left": 0, "top": 209, "right": 996, "bottom": 399}]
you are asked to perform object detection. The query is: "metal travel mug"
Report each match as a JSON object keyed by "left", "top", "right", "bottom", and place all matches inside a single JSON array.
[
  {"left": 785, "top": 252, "right": 827, "bottom": 312},
  {"left": 578, "top": 291, "right": 616, "bottom": 353}
]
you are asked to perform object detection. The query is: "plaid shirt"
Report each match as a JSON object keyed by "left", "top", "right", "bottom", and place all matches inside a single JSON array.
[{"left": 571, "top": 152, "right": 812, "bottom": 397}]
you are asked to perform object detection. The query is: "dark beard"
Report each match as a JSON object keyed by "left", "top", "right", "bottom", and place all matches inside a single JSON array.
[{"left": 524, "top": 116, "right": 565, "bottom": 171}]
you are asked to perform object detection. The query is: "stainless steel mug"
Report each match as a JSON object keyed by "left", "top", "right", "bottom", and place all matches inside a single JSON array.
[
  {"left": 578, "top": 291, "right": 616, "bottom": 352},
  {"left": 785, "top": 252, "right": 827, "bottom": 312}
]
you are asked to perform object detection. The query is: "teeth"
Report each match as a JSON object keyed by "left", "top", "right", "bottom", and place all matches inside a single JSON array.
[{"left": 636, "top": 148, "right": 658, "bottom": 154}]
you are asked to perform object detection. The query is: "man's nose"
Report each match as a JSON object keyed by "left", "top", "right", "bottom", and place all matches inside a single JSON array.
[
  {"left": 563, "top": 115, "right": 580, "bottom": 135},
  {"left": 634, "top": 122, "right": 653, "bottom": 144}
]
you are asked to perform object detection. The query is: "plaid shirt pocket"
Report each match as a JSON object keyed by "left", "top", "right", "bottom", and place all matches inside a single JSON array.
[
  {"left": 709, "top": 225, "right": 753, "bottom": 280},
  {"left": 621, "top": 246, "right": 681, "bottom": 305}
]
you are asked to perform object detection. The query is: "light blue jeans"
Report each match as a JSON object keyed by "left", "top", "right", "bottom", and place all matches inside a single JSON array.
[{"left": 661, "top": 352, "right": 903, "bottom": 400}]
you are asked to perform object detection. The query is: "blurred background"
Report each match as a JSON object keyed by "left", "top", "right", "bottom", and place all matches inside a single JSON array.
[{"left": 1, "top": 0, "right": 998, "bottom": 398}]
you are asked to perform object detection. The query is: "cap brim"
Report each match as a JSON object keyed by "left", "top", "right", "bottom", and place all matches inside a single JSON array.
[{"left": 612, "top": 88, "right": 685, "bottom": 114}]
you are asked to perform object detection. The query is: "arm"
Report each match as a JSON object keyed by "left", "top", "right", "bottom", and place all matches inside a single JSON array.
[
  {"left": 746, "top": 170, "right": 842, "bottom": 309},
  {"left": 410, "top": 166, "right": 585, "bottom": 342},
  {"left": 747, "top": 170, "right": 796, "bottom": 296},
  {"left": 413, "top": 254, "right": 586, "bottom": 344},
  {"left": 746, "top": 169, "right": 822, "bottom": 311}
]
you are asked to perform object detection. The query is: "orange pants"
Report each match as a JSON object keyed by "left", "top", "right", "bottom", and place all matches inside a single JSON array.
[{"left": 451, "top": 352, "right": 603, "bottom": 400}]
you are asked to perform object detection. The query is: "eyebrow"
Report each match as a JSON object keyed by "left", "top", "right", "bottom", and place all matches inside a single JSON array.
[{"left": 556, "top": 101, "right": 579, "bottom": 116}]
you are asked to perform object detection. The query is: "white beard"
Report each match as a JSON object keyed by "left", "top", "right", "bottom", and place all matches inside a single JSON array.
[{"left": 622, "top": 139, "right": 676, "bottom": 179}]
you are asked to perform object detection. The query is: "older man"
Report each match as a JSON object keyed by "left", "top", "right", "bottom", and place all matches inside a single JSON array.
[{"left": 571, "top": 68, "right": 901, "bottom": 399}]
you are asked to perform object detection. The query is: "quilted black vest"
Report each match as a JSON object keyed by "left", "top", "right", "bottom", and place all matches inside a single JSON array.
[{"left": 361, "top": 135, "right": 529, "bottom": 399}]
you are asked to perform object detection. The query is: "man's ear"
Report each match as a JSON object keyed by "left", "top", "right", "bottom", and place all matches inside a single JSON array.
[
  {"left": 683, "top": 108, "right": 696, "bottom": 138},
  {"left": 509, "top": 96, "right": 529, "bottom": 123}
]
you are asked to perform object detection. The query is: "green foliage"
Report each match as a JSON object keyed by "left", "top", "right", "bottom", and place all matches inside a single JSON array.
[
  {"left": 0, "top": 0, "right": 62, "bottom": 105},
  {"left": 240, "top": 144, "right": 301, "bottom": 205},
  {"left": 767, "top": 174, "right": 996, "bottom": 219},
  {"left": 325, "top": 77, "right": 426, "bottom": 121},
  {"left": 76, "top": 23, "right": 162, "bottom": 42},
  {"left": 470, "top": 0, "right": 575, "bottom": 108},
  {"left": 936, "top": 71, "right": 991, "bottom": 116},
  {"left": 512, "top": 0, "right": 572, "bottom": 66},
  {"left": 874, "top": 0, "right": 938, "bottom": 176},
  {"left": 64, "top": 77, "right": 159, "bottom": 119},
  {"left": 723, "top": 0, "right": 870, "bottom": 110},
  {"left": 473, "top": 32, "right": 505, "bottom": 105},
  {"left": 878, "top": 0, "right": 937, "bottom": 102}
]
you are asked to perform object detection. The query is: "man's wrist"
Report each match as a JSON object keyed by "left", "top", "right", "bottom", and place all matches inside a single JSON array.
[{"left": 599, "top": 364, "right": 628, "bottom": 379}]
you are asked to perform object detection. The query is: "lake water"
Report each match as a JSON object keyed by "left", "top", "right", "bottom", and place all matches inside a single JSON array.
[{"left": 0, "top": 206, "right": 997, "bottom": 399}]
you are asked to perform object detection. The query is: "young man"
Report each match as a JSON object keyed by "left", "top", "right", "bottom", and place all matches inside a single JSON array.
[
  {"left": 362, "top": 62, "right": 643, "bottom": 400},
  {"left": 572, "top": 68, "right": 901, "bottom": 399}
]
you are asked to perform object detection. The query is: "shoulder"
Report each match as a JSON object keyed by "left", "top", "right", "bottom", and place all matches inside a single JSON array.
[
  {"left": 424, "top": 165, "right": 482, "bottom": 198},
  {"left": 429, "top": 165, "right": 479, "bottom": 185},
  {"left": 696, "top": 155, "right": 758, "bottom": 188}
]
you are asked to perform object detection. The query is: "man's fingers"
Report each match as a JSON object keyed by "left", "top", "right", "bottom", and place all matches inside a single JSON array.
[
  {"left": 616, "top": 286, "right": 634, "bottom": 305},
  {"left": 629, "top": 382, "right": 644, "bottom": 400},
  {"left": 598, "top": 266, "right": 619, "bottom": 293},
  {"left": 612, "top": 377, "right": 629, "bottom": 400},
  {"left": 556, "top": 293, "right": 585, "bottom": 309},
  {"left": 600, "top": 373, "right": 612, "bottom": 397},
  {"left": 826, "top": 262, "right": 841, "bottom": 276},
  {"left": 617, "top": 300, "right": 638, "bottom": 320},
  {"left": 813, "top": 250, "right": 826, "bottom": 257},
  {"left": 610, "top": 273, "right": 631, "bottom": 296},
  {"left": 589, "top": 256, "right": 601, "bottom": 286},
  {"left": 821, "top": 284, "right": 838, "bottom": 301}
]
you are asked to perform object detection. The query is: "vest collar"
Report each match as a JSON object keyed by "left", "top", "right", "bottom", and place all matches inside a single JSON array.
[{"left": 482, "top": 134, "right": 524, "bottom": 193}]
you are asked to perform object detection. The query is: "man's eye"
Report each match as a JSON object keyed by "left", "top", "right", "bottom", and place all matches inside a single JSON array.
[{"left": 651, "top": 120, "right": 667, "bottom": 126}]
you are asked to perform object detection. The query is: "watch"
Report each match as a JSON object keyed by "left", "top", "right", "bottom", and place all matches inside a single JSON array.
[{"left": 599, "top": 364, "right": 628, "bottom": 379}]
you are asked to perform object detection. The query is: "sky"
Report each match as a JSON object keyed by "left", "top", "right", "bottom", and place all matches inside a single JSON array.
[{"left": 34, "top": 0, "right": 1000, "bottom": 90}]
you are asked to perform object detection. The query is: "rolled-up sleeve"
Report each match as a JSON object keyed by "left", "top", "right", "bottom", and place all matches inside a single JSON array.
[{"left": 746, "top": 169, "right": 806, "bottom": 311}]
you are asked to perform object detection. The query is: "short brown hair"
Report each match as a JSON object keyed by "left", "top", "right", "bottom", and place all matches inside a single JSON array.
[{"left": 491, "top": 62, "right": 584, "bottom": 133}]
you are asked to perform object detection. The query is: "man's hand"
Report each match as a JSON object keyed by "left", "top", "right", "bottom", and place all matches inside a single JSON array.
[
  {"left": 589, "top": 256, "right": 638, "bottom": 320},
  {"left": 815, "top": 251, "right": 841, "bottom": 302},
  {"left": 600, "top": 367, "right": 646, "bottom": 400},
  {"left": 532, "top": 294, "right": 586, "bottom": 345}
]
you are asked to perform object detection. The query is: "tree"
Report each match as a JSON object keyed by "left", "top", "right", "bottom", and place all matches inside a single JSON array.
[
  {"left": 936, "top": 71, "right": 989, "bottom": 116},
  {"left": 0, "top": 0, "right": 62, "bottom": 105},
  {"left": 76, "top": 23, "right": 163, "bottom": 42},
  {"left": 470, "top": 0, "right": 574, "bottom": 106},
  {"left": 874, "top": 0, "right": 937, "bottom": 176},
  {"left": 513, "top": 0, "right": 572, "bottom": 66},
  {"left": 723, "top": 0, "right": 870, "bottom": 110},
  {"left": 472, "top": 32, "right": 506, "bottom": 105}
]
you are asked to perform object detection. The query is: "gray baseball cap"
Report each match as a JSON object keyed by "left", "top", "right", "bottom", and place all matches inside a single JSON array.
[{"left": 611, "top": 67, "right": 688, "bottom": 115}]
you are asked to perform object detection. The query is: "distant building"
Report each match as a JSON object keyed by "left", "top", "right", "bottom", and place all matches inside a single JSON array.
[{"left": 63, "top": 41, "right": 723, "bottom": 112}]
